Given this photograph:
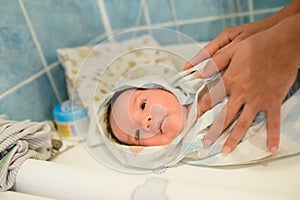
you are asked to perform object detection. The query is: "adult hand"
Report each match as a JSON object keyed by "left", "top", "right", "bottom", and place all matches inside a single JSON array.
[
  {"left": 183, "top": 0, "right": 300, "bottom": 70},
  {"left": 192, "top": 14, "right": 300, "bottom": 154},
  {"left": 183, "top": 18, "right": 277, "bottom": 71}
]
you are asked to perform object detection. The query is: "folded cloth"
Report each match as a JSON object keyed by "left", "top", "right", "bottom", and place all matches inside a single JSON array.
[
  {"left": 96, "top": 67, "right": 300, "bottom": 171},
  {"left": 0, "top": 116, "right": 51, "bottom": 191}
]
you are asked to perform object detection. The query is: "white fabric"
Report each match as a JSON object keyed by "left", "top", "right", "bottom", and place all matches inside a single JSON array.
[
  {"left": 96, "top": 64, "right": 300, "bottom": 171},
  {"left": 0, "top": 118, "right": 51, "bottom": 191}
]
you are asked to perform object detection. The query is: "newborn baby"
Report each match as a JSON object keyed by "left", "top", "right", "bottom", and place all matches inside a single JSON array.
[
  {"left": 109, "top": 88, "right": 191, "bottom": 146},
  {"left": 98, "top": 68, "right": 300, "bottom": 170},
  {"left": 109, "top": 70, "right": 300, "bottom": 148},
  {"left": 105, "top": 66, "right": 212, "bottom": 149}
]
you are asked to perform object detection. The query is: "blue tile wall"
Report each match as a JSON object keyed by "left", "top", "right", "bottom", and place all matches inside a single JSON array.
[
  {"left": 0, "top": 0, "right": 290, "bottom": 121},
  {"left": 104, "top": 0, "right": 141, "bottom": 29},
  {"left": 224, "top": 16, "right": 251, "bottom": 27},
  {"left": 0, "top": 74, "right": 58, "bottom": 121},
  {"left": 147, "top": 0, "right": 173, "bottom": 24},
  {"left": 222, "top": 0, "right": 249, "bottom": 14},
  {"left": 254, "top": 12, "right": 277, "bottom": 21},
  {"left": 23, "top": 0, "right": 105, "bottom": 64},
  {"left": 50, "top": 65, "right": 68, "bottom": 101},
  {"left": 253, "top": 0, "right": 289, "bottom": 10},
  {"left": 180, "top": 20, "right": 224, "bottom": 42},
  {"left": 174, "top": 0, "right": 225, "bottom": 20},
  {"left": 0, "top": 0, "right": 43, "bottom": 94}
]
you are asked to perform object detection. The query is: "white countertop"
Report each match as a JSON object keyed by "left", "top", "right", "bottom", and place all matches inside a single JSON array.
[{"left": 48, "top": 142, "right": 300, "bottom": 200}]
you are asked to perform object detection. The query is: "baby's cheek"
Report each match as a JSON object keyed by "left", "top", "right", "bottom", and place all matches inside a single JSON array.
[
  {"left": 170, "top": 115, "right": 183, "bottom": 130},
  {"left": 158, "top": 135, "right": 174, "bottom": 145}
]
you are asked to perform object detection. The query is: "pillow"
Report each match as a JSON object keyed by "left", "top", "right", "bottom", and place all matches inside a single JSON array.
[{"left": 57, "top": 35, "right": 178, "bottom": 145}]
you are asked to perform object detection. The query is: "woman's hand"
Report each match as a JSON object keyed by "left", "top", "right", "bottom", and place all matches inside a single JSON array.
[
  {"left": 194, "top": 13, "right": 300, "bottom": 154},
  {"left": 184, "top": 0, "right": 300, "bottom": 70},
  {"left": 184, "top": 19, "right": 279, "bottom": 71}
]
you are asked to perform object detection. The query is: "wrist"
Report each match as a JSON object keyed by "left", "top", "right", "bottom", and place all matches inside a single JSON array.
[
  {"left": 270, "top": 13, "right": 300, "bottom": 68},
  {"left": 272, "top": 0, "right": 300, "bottom": 22}
]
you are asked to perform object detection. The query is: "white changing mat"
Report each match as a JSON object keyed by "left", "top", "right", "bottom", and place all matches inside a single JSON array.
[
  {"left": 12, "top": 43, "right": 300, "bottom": 200},
  {"left": 13, "top": 142, "right": 300, "bottom": 200}
]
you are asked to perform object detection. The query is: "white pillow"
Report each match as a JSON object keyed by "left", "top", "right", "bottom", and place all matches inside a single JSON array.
[{"left": 57, "top": 35, "right": 178, "bottom": 145}]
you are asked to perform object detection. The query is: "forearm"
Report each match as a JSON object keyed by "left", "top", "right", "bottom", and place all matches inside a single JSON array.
[
  {"left": 272, "top": 0, "right": 300, "bottom": 22},
  {"left": 255, "top": 0, "right": 300, "bottom": 30},
  {"left": 272, "top": 12, "right": 300, "bottom": 68}
]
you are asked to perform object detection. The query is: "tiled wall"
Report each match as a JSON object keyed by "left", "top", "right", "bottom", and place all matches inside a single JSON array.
[{"left": 0, "top": 0, "right": 290, "bottom": 121}]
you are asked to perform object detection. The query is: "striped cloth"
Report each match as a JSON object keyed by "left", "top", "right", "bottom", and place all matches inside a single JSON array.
[{"left": 0, "top": 115, "right": 51, "bottom": 191}]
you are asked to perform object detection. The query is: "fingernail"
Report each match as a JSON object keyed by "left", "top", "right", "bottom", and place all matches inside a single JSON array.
[
  {"left": 203, "top": 138, "right": 212, "bottom": 147},
  {"left": 269, "top": 146, "right": 278, "bottom": 154},
  {"left": 223, "top": 146, "right": 232, "bottom": 154}
]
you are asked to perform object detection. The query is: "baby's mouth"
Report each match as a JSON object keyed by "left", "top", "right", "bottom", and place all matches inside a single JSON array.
[{"left": 159, "top": 117, "right": 167, "bottom": 132}]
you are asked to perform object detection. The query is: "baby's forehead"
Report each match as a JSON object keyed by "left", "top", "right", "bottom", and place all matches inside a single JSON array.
[
  {"left": 114, "top": 88, "right": 165, "bottom": 102},
  {"left": 111, "top": 89, "right": 142, "bottom": 112}
]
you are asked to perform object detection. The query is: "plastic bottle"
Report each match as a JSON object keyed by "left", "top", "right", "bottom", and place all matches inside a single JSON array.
[{"left": 53, "top": 99, "right": 88, "bottom": 140}]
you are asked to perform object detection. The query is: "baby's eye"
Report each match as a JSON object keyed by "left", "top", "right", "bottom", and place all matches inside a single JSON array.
[
  {"left": 141, "top": 100, "right": 147, "bottom": 110},
  {"left": 135, "top": 129, "right": 140, "bottom": 141}
]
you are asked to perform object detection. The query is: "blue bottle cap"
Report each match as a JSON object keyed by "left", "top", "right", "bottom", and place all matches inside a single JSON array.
[{"left": 53, "top": 99, "right": 88, "bottom": 122}]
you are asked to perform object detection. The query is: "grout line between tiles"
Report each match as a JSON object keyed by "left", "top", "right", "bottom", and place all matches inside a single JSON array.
[
  {"left": 169, "top": 0, "right": 183, "bottom": 43},
  {"left": 0, "top": 68, "right": 48, "bottom": 100},
  {"left": 248, "top": 0, "right": 254, "bottom": 22},
  {"left": 97, "top": 0, "right": 114, "bottom": 41},
  {"left": 236, "top": 0, "right": 245, "bottom": 24},
  {"left": 18, "top": 0, "right": 48, "bottom": 68},
  {"left": 18, "top": 0, "right": 62, "bottom": 102},
  {"left": 141, "top": 0, "right": 152, "bottom": 26},
  {"left": 140, "top": 7, "right": 281, "bottom": 27},
  {"left": 0, "top": 33, "right": 106, "bottom": 101},
  {"left": 132, "top": 1, "right": 144, "bottom": 38},
  {"left": 86, "top": 33, "right": 107, "bottom": 45},
  {"left": 219, "top": 0, "right": 227, "bottom": 29},
  {"left": 48, "top": 61, "right": 60, "bottom": 70},
  {"left": 135, "top": 1, "right": 143, "bottom": 27},
  {"left": 140, "top": 0, "right": 153, "bottom": 36},
  {"left": 0, "top": 62, "right": 61, "bottom": 101}
]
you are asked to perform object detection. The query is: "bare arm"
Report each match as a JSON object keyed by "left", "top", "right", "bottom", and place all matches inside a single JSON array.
[{"left": 184, "top": 0, "right": 300, "bottom": 70}]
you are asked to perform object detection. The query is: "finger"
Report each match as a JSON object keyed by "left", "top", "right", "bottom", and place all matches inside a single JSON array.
[
  {"left": 207, "top": 77, "right": 227, "bottom": 107},
  {"left": 198, "top": 92, "right": 212, "bottom": 117},
  {"left": 197, "top": 79, "right": 227, "bottom": 117},
  {"left": 203, "top": 99, "right": 243, "bottom": 147},
  {"left": 223, "top": 105, "right": 257, "bottom": 154},
  {"left": 196, "top": 48, "right": 233, "bottom": 79},
  {"left": 183, "top": 48, "right": 211, "bottom": 70},
  {"left": 266, "top": 105, "right": 281, "bottom": 154},
  {"left": 183, "top": 31, "right": 232, "bottom": 70},
  {"left": 197, "top": 72, "right": 230, "bottom": 116}
]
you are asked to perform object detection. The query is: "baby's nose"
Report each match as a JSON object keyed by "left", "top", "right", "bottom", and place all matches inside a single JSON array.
[{"left": 141, "top": 116, "right": 151, "bottom": 131}]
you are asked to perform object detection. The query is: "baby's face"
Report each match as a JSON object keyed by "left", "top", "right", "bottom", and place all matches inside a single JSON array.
[{"left": 110, "top": 89, "right": 188, "bottom": 146}]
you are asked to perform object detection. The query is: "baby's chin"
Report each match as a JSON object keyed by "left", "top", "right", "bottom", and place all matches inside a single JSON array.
[
  {"left": 159, "top": 113, "right": 188, "bottom": 145},
  {"left": 140, "top": 126, "right": 185, "bottom": 146},
  {"left": 160, "top": 127, "right": 185, "bottom": 145},
  {"left": 148, "top": 135, "right": 176, "bottom": 146}
]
